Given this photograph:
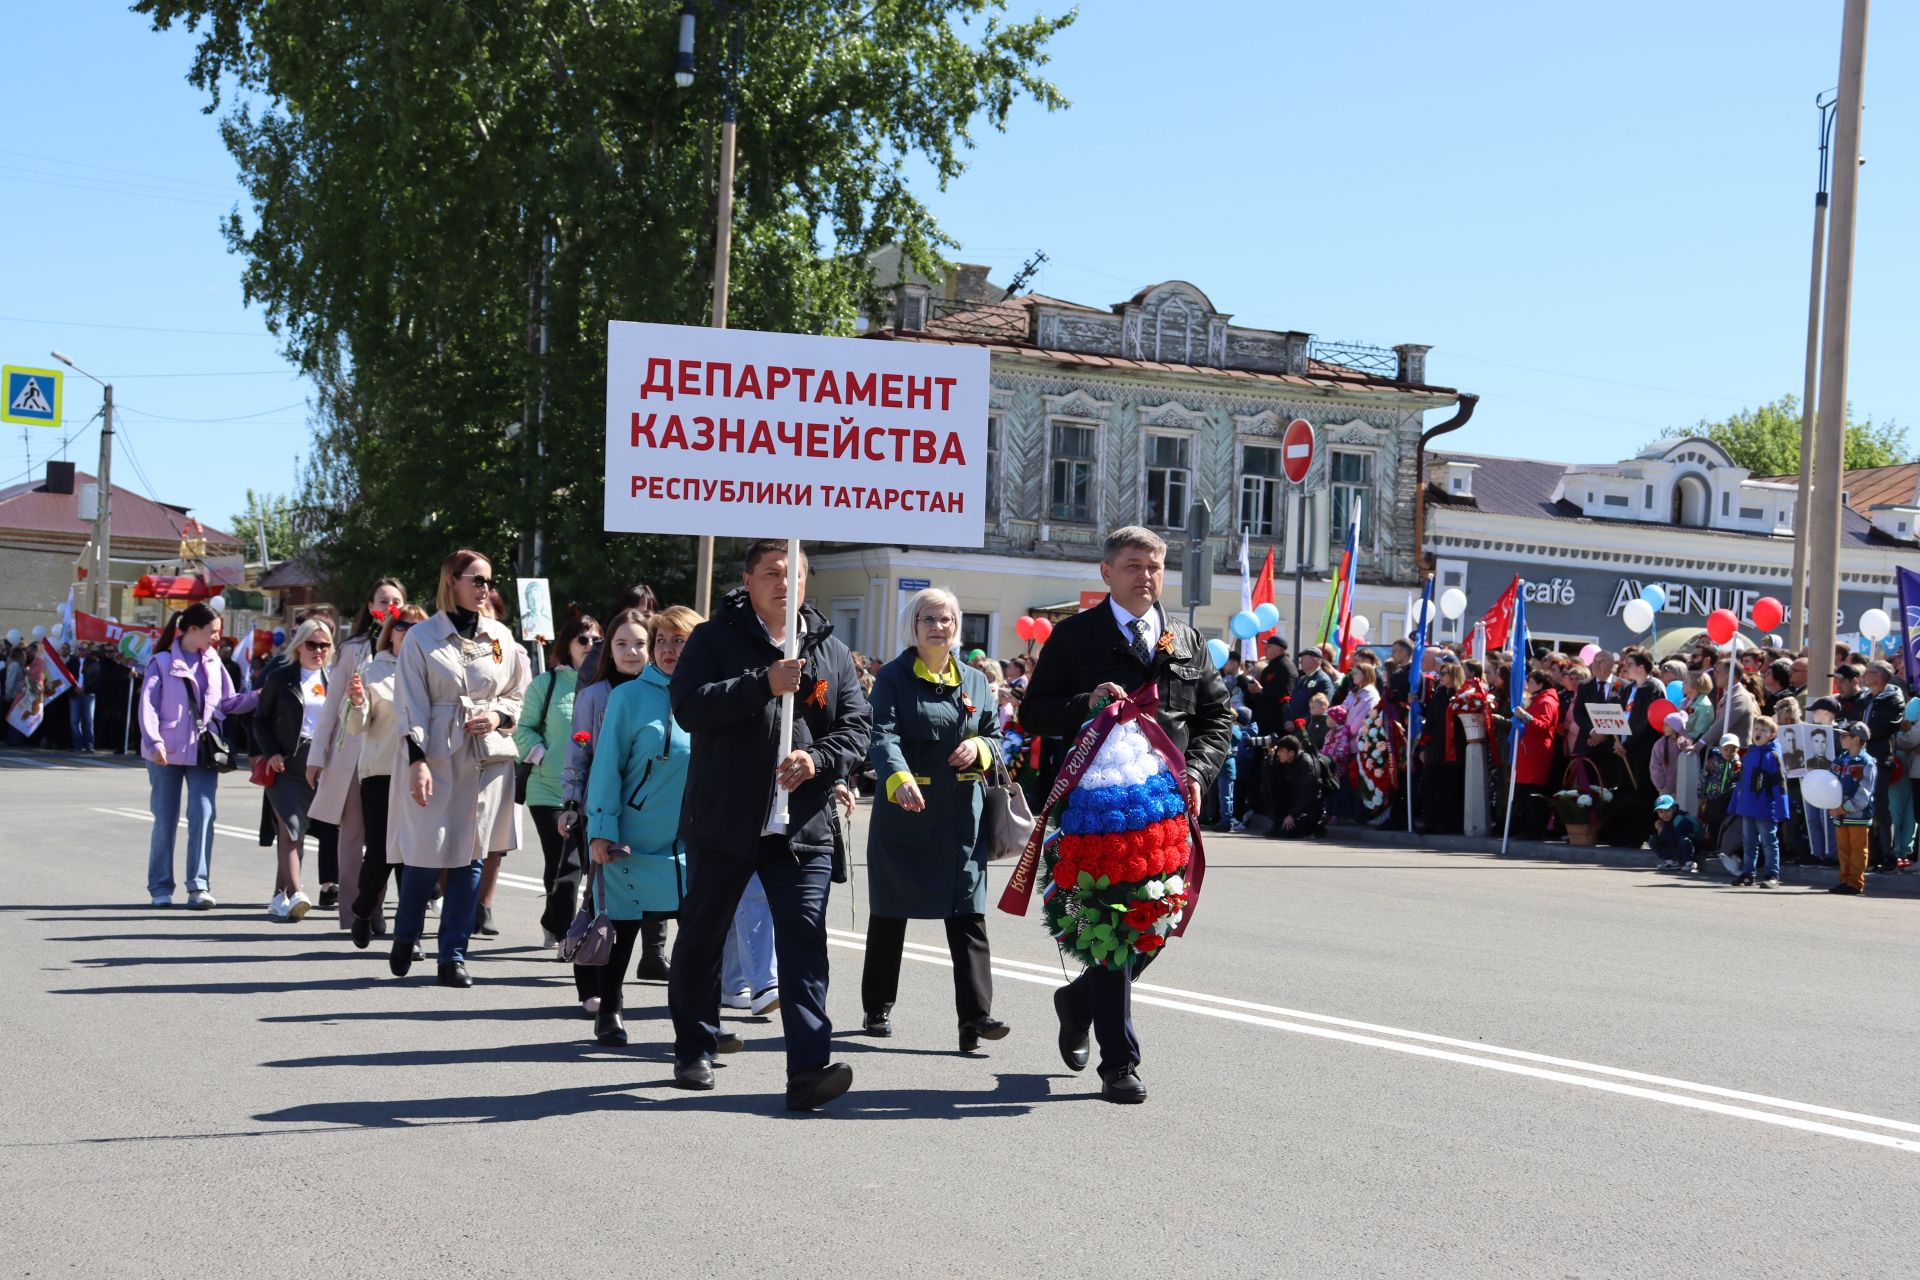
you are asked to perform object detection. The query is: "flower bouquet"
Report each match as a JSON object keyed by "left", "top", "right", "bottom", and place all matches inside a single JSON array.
[
  {"left": 1549, "top": 782, "right": 1614, "bottom": 845},
  {"left": 1040, "top": 718, "right": 1192, "bottom": 970}
]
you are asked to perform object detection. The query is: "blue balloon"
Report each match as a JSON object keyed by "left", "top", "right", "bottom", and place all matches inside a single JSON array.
[
  {"left": 1206, "top": 637, "right": 1232, "bottom": 669},
  {"left": 1229, "top": 610, "right": 1260, "bottom": 640},
  {"left": 1253, "top": 602, "right": 1280, "bottom": 631},
  {"left": 1640, "top": 584, "right": 1667, "bottom": 611},
  {"left": 1906, "top": 697, "right": 1920, "bottom": 723},
  {"left": 271, "top": 628, "right": 286, "bottom": 645},
  {"left": 1666, "top": 680, "right": 1685, "bottom": 703}
]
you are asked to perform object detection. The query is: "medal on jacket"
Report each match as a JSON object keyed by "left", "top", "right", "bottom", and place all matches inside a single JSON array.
[
  {"left": 960, "top": 691, "right": 976, "bottom": 716},
  {"left": 807, "top": 677, "right": 829, "bottom": 709},
  {"left": 489, "top": 636, "right": 503, "bottom": 663},
  {"left": 1156, "top": 629, "right": 1175, "bottom": 656}
]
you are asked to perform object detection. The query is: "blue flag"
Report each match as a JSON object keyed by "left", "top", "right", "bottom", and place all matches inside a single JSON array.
[
  {"left": 1898, "top": 566, "right": 1920, "bottom": 689},
  {"left": 1509, "top": 581, "right": 1530, "bottom": 717}
]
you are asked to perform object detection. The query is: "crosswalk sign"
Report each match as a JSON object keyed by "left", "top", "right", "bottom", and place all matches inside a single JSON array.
[{"left": 3, "top": 366, "right": 62, "bottom": 427}]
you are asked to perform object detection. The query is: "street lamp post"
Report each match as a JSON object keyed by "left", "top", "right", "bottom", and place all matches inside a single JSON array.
[
  {"left": 1788, "top": 90, "right": 1840, "bottom": 651},
  {"left": 675, "top": 1, "right": 749, "bottom": 617},
  {"left": 51, "top": 351, "right": 113, "bottom": 618}
]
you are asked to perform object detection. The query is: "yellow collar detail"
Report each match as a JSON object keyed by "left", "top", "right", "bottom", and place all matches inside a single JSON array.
[{"left": 913, "top": 657, "right": 961, "bottom": 687}]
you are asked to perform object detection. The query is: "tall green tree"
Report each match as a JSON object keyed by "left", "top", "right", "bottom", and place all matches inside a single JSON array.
[
  {"left": 1657, "top": 394, "right": 1906, "bottom": 476},
  {"left": 138, "top": 0, "right": 1073, "bottom": 614},
  {"left": 227, "top": 488, "right": 313, "bottom": 564}
]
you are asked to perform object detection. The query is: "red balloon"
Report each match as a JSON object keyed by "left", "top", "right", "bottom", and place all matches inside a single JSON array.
[
  {"left": 1015, "top": 616, "right": 1035, "bottom": 641},
  {"left": 1032, "top": 618, "right": 1055, "bottom": 643},
  {"left": 1647, "top": 698, "right": 1680, "bottom": 728},
  {"left": 1705, "top": 608, "right": 1739, "bottom": 646},
  {"left": 1751, "top": 596, "right": 1784, "bottom": 634}
]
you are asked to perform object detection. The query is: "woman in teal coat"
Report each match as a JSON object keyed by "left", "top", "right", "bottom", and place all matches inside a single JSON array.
[
  {"left": 582, "top": 606, "right": 699, "bottom": 1046},
  {"left": 862, "top": 587, "right": 1009, "bottom": 1053}
]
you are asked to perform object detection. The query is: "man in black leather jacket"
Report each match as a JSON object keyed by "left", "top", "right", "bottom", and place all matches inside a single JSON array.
[
  {"left": 1021, "top": 526, "right": 1234, "bottom": 1104},
  {"left": 667, "top": 540, "right": 872, "bottom": 1110}
]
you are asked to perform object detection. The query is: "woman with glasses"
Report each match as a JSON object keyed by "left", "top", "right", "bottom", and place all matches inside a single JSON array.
[
  {"left": 386, "top": 551, "right": 529, "bottom": 987},
  {"left": 861, "top": 587, "right": 1009, "bottom": 1051},
  {"left": 341, "top": 604, "right": 428, "bottom": 950},
  {"left": 305, "top": 578, "right": 407, "bottom": 927},
  {"left": 515, "top": 611, "right": 601, "bottom": 948},
  {"left": 254, "top": 618, "right": 338, "bottom": 922},
  {"left": 580, "top": 605, "right": 702, "bottom": 1045}
]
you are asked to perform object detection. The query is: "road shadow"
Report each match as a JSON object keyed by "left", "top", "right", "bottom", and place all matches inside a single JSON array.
[
  {"left": 48, "top": 973, "right": 574, "bottom": 997},
  {"left": 70, "top": 950, "right": 370, "bottom": 969},
  {"left": 252, "top": 1071, "right": 1065, "bottom": 1129},
  {"left": 260, "top": 1033, "right": 667, "bottom": 1070},
  {"left": 260, "top": 1005, "right": 594, "bottom": 1025}
]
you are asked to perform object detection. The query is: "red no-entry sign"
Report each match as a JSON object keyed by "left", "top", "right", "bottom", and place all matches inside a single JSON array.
[{"left": 1282, "top": 417, "right": 1316, "bottom": 485}]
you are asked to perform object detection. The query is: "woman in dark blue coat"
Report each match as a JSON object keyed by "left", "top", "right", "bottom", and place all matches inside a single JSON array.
[{"left": 861, "top": 588, "right": 1008, "bottom": 1052}]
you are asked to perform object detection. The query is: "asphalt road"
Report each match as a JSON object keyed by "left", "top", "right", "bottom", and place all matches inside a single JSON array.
[{"left": 4, "top": 748, "right": 1918, "bottom": 1278}]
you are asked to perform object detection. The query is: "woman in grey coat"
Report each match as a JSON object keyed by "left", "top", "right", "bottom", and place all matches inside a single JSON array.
[{"left": 861, "top": 587, "right": 1008, "bottom": 1053}]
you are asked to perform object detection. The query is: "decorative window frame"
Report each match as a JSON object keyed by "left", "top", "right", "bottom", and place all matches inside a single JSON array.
[{"left": 1041, "top": 389, "right": 1113, "bottom": 528}]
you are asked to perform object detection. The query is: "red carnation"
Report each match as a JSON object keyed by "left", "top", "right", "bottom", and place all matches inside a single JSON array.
[
  {"left": 1135, "top": 934, "right": 1165, "bottom": 954},
  {"left": 1052, "top": 861, "right": 1078, "bottom": 890},
  {"left": 571, "top": 731, "right": 591, "bottom": 745}
]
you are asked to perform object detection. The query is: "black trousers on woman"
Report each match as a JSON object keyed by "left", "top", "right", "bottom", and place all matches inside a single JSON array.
[
  {"left": 573, "top": 914, "right": 675, "bottom": 1005},
  {"left": 861, "top": 913, "right": 992, "bottom": 1023},
  {"left": 529, "top": 805, "right": 585, "bottom": 939},
  {"left": 351, "top": 775, "right": 402, "bottom": 922}
]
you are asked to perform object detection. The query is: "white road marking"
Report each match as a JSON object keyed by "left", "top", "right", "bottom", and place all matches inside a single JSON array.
[
  {"left": 822, "top": 927, "right": 1920, "bottom": 1154},
  {"left": 79, "top": 804, "right": 1920, "bottom": 1152}
]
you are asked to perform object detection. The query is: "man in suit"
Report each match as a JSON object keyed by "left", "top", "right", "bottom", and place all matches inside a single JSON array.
[
  {"left": 1614, "top": 646, "right": 1664, "bottom": 845},
  {"left": 1021, "top": 526, "right": 1235, "bottom": 1104}
]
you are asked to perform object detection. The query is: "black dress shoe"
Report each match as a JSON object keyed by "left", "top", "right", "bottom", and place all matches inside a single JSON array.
[
  {"left": 594, "top": 1011, "right": 628, "bottom": 1046},
  {"left": 863, "top": 1011, "right": 894, "bottom": 1038},
  {"left": 475, "top": 906, "right": 499, "bottom": 937},
  {"left": 437, "top": 961, "right": 473, "bottom": 988},
  {"left": 389, "top": 938, "right": 415, "bottom": 977},
  {"left": 350, "top": 915, "right": 373, "bottom": 950},
  {"left": 318, "top": 884, "right": 339, "bottom": 909},
  {"left": 1053, "top": 986, "right": 1089, "bottom": 1073},
  {"left": 635, "top": 950, "right": 671, "bottom": 981},
  {"left": 1100, "top": 1064, "right": 1148, "bottom": 1104},
  {"left": 959, "top": 1016, "right": 1010, "bottom": 1053},
  {"left": 674, "top": 1057, "right": 715, "bottom": 1090},
  {"left": 715, "top": 1031, "right": 745, "bottom": 1054},
  {"left": 785, "top": 1062, "right": 854, "bottom": 1112}
]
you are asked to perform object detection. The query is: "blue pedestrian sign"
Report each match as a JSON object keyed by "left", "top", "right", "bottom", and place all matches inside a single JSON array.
[
  {"left": 898, "top": 577, "right": 931, "bottom": 591},
  {"left": 3, "top": 366, "right": 61, "bottom": 427}
]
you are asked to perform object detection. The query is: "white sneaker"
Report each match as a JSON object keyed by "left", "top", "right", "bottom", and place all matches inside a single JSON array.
[
  {"left": 287, "top": 891, "right": 312, "bottom": 922},
  {"left": 750, "top": 985, "right": 782, "bottom": 1016},
  {"left": 721, "top": 989, "right": 753, "bottom": 1010},
  {"left": 425, "top": 895, "right": 442, "bottom": 916},
  {"left": 267, "top": 891, "right": 291, "bottom": 921},
  {"left": 150, "top": 894, "right": 173, "bottom": 907},
  {"left": 1682, "top": 862, "right": 1699, "bottom": 874},
  {"left": 187, "top": 891, "right": 216, "bottom": 911}
]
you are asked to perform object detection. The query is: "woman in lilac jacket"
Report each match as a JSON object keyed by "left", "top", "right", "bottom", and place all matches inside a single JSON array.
[{"left": 139, "top": 602, "right": 257, "bottom": 909}]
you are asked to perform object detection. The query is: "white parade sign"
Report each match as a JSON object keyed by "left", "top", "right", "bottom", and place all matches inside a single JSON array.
[{"left": 603, "top": 321, "right": 990, "bottom": 545}]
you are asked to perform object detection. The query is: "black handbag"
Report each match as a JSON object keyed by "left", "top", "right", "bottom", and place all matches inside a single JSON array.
[
  {"left": 514, "top": 669, "right": 559, "bottom": 805},
  {"left": 559, "top": 863, "right": 615, "bottom": 965},
  {"left": 183, "top": 672, "right": 242, "bottom": 774}
]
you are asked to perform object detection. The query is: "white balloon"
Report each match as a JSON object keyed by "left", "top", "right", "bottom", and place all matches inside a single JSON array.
[
  {"left": 48, "top": 624, "right": 64, "bottom": 644},
  {"left": 4, "top": 629, "right": 19, "bottom": 645},
  {"left": 208, "top": 597, "right": 226, "bottom": 616},
  {"left": 1439, "top": 587, "right": 1468, "bottom": 620},
  {"left": 1859, "top": 608, "right": 1892, "bottom": 642},
  {"left": 1348, "top": 614, "right": 1372, "bottom": 640},
  {"left": 1621, "top": 599, "right": 1655, "bottom": 634},
  {"left": 30, "top": 626, "right": 46, "bottom": 641},
  {"left": 1800, "top": 769, "right": 1843, "bottom": 811}
]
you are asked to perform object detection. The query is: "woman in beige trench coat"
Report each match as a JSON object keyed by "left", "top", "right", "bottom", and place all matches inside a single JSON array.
[
  {"left": 306, "top": 577, "right": 407, "bottom": 927},
  {"left": 385, "top": 550, "right": 528, "bottom": 988}
]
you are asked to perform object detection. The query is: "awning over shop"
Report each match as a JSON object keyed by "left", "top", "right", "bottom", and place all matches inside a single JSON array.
[{"left": 132, "top": 574, "right": 217, "bottom": 602}]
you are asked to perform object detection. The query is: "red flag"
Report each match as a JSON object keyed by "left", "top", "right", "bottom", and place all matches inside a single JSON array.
[
  {"left": 1478, "top": 575, "right": 1520, "bottom": 651},
  {"left": 1250, "top": 548, "right": 1277, "bottom": 642}
]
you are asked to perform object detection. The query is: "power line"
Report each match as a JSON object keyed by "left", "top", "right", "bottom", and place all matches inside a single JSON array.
[
  {"left": 0, "top": 148, "right": 235, "bottom": 195},
  {"left": 0, "top": 314, "right": 279, "bottom": 338},
  {"left": 115, "top": 401, "right": 308, "bottom": 424}
]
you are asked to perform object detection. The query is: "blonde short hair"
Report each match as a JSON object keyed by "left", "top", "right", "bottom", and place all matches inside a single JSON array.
[
  {"left": 902, "top": 587, "right": 963, "bottom": 636},
  {"left": 283, "top": 617, "right": 334, "bottom": 661},
  {"left": 1752, "top": 715, "right": 1778, "bottom": 736},
  {"left": 648, "top": 605, "right": 703, "bottom": 649}
]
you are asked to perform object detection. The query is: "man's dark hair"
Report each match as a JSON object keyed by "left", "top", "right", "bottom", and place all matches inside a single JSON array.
[
  {"left": 1275, "top": 734, "right": 1302, "bottom": 755},
  {"left": 1768, "top": 658, "right": 1793, "bottom": 689},
  {"left": 743, "top": 539, "right": 806, "bottom": 575}
]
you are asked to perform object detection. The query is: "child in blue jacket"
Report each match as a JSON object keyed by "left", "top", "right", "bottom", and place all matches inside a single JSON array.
[{"left": 1729, "top": 716, "right": 1789, "bottom": 888}]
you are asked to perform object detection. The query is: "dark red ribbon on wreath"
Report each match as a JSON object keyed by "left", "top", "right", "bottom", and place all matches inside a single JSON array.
[{"left": 996, "top": 680, "right": 1207, "bottom": 937}]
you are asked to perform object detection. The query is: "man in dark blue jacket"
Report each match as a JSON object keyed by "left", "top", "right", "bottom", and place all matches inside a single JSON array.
[{"left": 668, "top": 540, "right": 872, "bottom": 1110}]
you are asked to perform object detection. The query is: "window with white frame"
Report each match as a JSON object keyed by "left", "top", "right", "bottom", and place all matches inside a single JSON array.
[
  {"left": 1328, "top": 449, "right": 1374, "bottom": 549},
  {"left": 1240, "top": 443, "right": 1284, "bottom": 537},
  {"left": 985, "top": 415, "right": 1003, "bottom": 522},
  {"left": 1143, "top": 434, "right": 1190, "bottom": 529},
  {"left": 1049, "top": 420, "right": 1097, "bottom": 523}
]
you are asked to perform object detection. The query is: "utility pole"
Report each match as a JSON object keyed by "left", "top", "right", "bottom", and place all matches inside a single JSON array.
[
  {"left": 1806, "top": 0, "right": 1869, "bottom": 691},
  {"left": 679, "top": 2, "right": 747, "bottom": 618},
  {"left": 1788, "top": 91, "right": 1839, "bottom": 650},
  {"left": 52, "top": 352, "right": 113, "bottom": 617}
]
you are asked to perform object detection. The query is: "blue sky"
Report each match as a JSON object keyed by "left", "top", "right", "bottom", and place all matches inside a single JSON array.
[{"left": 3, "top": 1, "right": 1914, "bottom": 533}]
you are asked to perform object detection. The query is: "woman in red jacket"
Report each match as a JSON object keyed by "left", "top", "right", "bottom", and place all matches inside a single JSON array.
[{"left": 1512, "top": 667, "right": 1561, "bottom": 840}]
